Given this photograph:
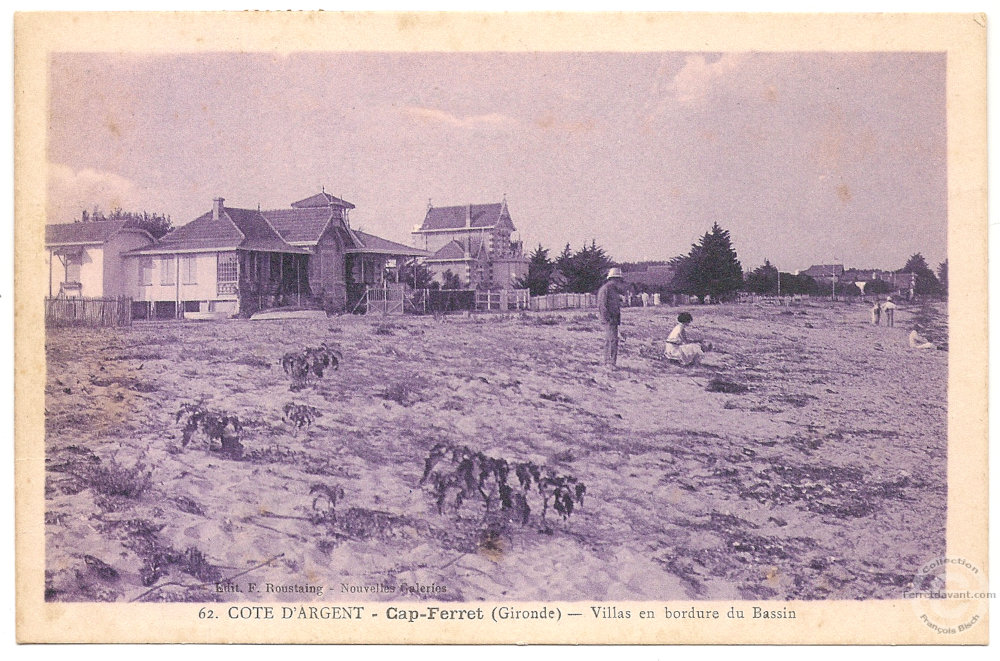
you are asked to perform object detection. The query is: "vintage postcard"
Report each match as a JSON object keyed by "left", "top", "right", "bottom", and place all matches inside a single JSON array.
[{"left": 14, "top": 12, "right": 987, "bottom": 644}]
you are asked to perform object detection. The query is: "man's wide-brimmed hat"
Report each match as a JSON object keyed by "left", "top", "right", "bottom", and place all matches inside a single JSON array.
[{"left": 607, "top": 267, "right": 623, "bottom": 279}]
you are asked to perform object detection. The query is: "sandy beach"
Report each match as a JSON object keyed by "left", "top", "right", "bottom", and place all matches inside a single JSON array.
[{"left": 43, "top": 299, "right": 947, "bottom": 603}]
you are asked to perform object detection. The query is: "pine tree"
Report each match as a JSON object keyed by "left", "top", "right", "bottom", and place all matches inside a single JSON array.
[
  {"left": 744, "top": 259, "right": 778, "bottom": 294},
  {"left": 557, "top": 240, "right": 615, "bottom": 294},
  {"left": 515, "top": 244, "right": 555, "bottom": 296},
  {"left": 441, "top": 269, "right": 463, "bottom": 290},
  {"left": 901, "top": 253, "right": 940, "bottom": 295},
  {"left": 937, "top": 259, "right": 948, "bottom": 295},
  {"left": 670, "top": 223, "right": 743, "bottom": 301}
]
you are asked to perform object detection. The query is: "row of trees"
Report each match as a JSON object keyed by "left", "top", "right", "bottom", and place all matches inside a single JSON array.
[
  {"left": 78, "top": 206, "right": 174, "bottom": 239},
  {"left": 509, "top": 223, "right": 946, "bottom": 302},
  {"left": 744, "top": 253, "right": 948, "bottom": 298},
  {"left": 516, "top": 241, "right": 615, "bottom": 296}
]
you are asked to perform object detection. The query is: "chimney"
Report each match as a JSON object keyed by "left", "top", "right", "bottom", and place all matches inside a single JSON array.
[
  {"left": 213, "top": 198, "right": 225, "bottom": 221},
  {"left": 466, "top": 204, "right": 472, "bottom": 228}
]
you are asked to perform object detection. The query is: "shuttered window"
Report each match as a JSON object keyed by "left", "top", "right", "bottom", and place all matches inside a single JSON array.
[
  {"left": 159, "top": 256, "right": 175, "bottom": 285},
  {"left": 139, "top": 258, "right": 154, "bottom": 286},
  {"left": 65, "top": 256, "right": 82, "bottom": 283},
  {"left": 182, "top": 256, "right": 198, "bottom": 285}
]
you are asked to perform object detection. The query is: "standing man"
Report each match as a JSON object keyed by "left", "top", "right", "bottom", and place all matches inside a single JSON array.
[
  {"left": 597, "top": 268, "right": 626, "bottom": 369},
  {"left": 882, "top": 296, "right": 897, "bottom": 327}
]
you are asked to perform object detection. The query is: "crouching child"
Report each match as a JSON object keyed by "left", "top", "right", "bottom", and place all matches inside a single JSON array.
[{"left": 665, "top": 312, "right": 709, "bottom": 366}]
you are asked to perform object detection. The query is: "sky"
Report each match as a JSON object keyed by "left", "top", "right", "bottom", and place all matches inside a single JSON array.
[{"left": 47, "top": 51, "right": 947, "bottom": 272}]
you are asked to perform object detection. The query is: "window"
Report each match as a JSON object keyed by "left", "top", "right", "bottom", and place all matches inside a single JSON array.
[
  {"left": 159, "top": 256, "right": 175, "bottom": 286},
  {"left": 139, "top": 258, "right": 154, "bottom": 286},
  {"left": 182, "top": 256, "right": 198, "bottom": 285},
  {"left": 217, "top": 253, "right": 238, "bottom": 295},
  {"left": 65, "top": 256, "right": 81, "bottom": 283},
  {"left": 217, "top": 253, "right": 238, "bottom": 283}
]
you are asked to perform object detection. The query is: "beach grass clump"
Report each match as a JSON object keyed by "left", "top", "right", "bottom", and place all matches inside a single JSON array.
[{"left": 85, "top": 457, "right": 153, "bottom": 499}]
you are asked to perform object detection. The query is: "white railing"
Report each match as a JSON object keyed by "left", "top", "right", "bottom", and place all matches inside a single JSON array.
[{"left": 475, "top": 289, "right": 530, "bottom": 311}]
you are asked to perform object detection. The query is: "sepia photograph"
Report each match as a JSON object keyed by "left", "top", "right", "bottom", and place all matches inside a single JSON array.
[{"left": 15, "top": 12, "right": 987, "bottom": 644}]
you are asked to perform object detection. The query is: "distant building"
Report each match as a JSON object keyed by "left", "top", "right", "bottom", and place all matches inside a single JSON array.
[
  {"left": 45, "top": 220, "right": 154, "bottom": 298},
  {"left": 623, "top": 264, "right": 676, "bottom": 291},
  {"left": 799, "top": 264, "right": 845, "bottom": 287},
  {"left": 799, "top": 264, "right": 916, "bottom": 295},
  {"left": 411, "top": 197, "right": 528, "bottom": 289},
  {"left": 841, "top": 268, "right": 917, "bottom": 293}
]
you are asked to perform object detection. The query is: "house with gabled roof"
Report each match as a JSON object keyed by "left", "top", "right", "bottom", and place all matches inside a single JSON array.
[
  {"left": 125, "top": 197, "right": 311, "bottom": 318},
  {"left": 124, "top": 192, "right": 429, "bottom": 318},
  {"left": 45, "top": 220, "right": 154, "bottom": 299},
  {"left": 263, "top": 192, "right": 428, "bottom": 313},
  {"left": 411, "top": 197, "right": 528, "bottom": 289}
]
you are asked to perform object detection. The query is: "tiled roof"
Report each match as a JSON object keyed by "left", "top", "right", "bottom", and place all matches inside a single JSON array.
[
  {"left": 291, "top": 191, "right": 355, "bottom": 209},
  {"left": 349, "top": 230, "right": 429, "bottom": 257},
  {"left": 428, "top": 235, "right": 490, "bottom": 261},
  {"left": 130, "top": 207, "right": 308, "bottom": 254},
  {"left": 418, "top": 203, "right": 505, "bottom": 231},
  {"left": 430, "top": 240, "right": 467, "bottom": 260},
  {"left": 261, "top": 207, "right": 334, "bottom": 245},
  {"left": 45, "top": 220, "right": 142, "bottom": 246},
  {"left": 801, "top": 264, "right": 845, "bottom": 278},
  {"left": 226, "top": 207, "right": 304, "bottom": 253}
]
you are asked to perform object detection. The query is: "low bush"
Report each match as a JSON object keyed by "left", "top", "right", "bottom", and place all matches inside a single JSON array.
[
  {"left": 309, "top": 483, "right": 345, "bottom": 522},
  {"left": 176, "top": 403, "right": 244, "bottom": 456},
  {"left": 283, "top": 403, "right": 322, "bottom": 431},
  {"left": 419, "top": 442, "right": 586, "bottom": 531},
  {"left": 85, "top": 457, "right": 153, "bottom": 499},
  {"left": 281, "top": 344, "right": 343, "bottom": 391}
]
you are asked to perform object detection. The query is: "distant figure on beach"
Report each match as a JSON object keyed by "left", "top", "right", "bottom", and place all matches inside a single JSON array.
[
  {"left": 882, "top": 296, "right": 896, "bottom": 327},
  {"left": 909, "top": 328, "right": 936, "bottom": 350},
  {"left": 641, "top": 291, "right": 650, "bottom": 307},
  {"left": 871, "top": 300, "right": 882, "bottom": 325},
  {"left": 664, "top": 312, "right": 706, "bottom": 366},
  {"left": 597, "top": 268, "right": 626, "bottom": 369}
]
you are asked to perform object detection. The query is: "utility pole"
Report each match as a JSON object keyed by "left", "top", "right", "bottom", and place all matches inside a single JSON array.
[{"left": 830, "top": 258, "right": 840, "bottom": 301}]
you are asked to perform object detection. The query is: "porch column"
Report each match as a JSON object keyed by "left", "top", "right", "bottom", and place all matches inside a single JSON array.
[
  {"left": 235, "top": 251, "right": 242, "bottom": 316},
  {"left": 175, "top": 255, "right": 180, "bottom": 319}
]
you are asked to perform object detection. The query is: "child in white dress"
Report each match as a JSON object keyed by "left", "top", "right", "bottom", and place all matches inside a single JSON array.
[{"left": 665, "top": 312, "right": 705, "bottom": 366}]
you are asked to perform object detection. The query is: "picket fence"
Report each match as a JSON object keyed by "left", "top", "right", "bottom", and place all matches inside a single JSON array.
[
  {"left": 528, "top": 293, "right": 598, "bottom": 312},
  {"left": 45, "top": 297, "right": 133, "bottom": 327}
]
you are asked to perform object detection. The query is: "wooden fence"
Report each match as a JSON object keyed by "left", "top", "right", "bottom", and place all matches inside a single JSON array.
[
  {"left": 353, "top": 287, "right": 529, "bottom": 314},
  {"left": 475, "top": 289, "right": 530, "bottom": 312},
  {"left": 529, "top": 292, "right": 598, "bottom": 311},
  {"left": 45, "top": 297, "right": 133, "bottom": 327}
]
